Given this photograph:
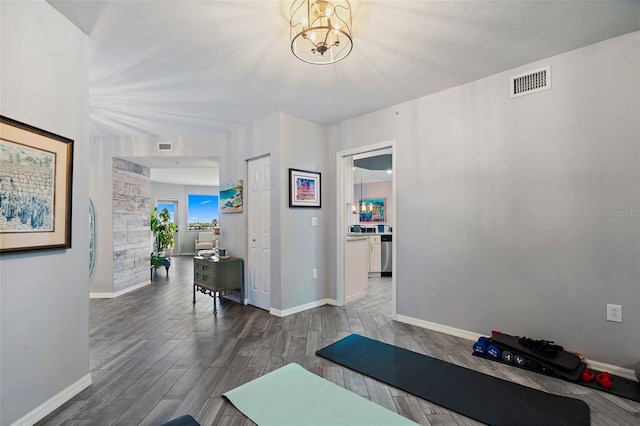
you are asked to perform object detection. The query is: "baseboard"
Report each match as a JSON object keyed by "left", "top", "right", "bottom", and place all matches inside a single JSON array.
[
  {"left": 345, "top": 291, "right": 367, "bottom": 303},
  {"left": 270, "top": 298, "right": 334, "bottom": 317},
  {"left": 11, "top": 373, "right": 92, "bottom": 426},
  {"left": 89, "top": 280, "right": 151, "bottom": 299},
  {"left": 588, "top": 360, "right": 636, "bottom": 381},
  {"left": 395, "top": 315, "right": 483, "bottom": 342},
  {"left": 395, "top": 314, "right": 636, "bottom": 381}
]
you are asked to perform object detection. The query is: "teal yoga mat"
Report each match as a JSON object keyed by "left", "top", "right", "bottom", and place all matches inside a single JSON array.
[{"left": 223, "top": 363, "right": 418, "bottom": 426}]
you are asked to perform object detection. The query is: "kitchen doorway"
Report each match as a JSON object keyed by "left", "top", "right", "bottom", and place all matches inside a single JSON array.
[{"left": 336, "top": 141, "right": 396, "bottom": 319}]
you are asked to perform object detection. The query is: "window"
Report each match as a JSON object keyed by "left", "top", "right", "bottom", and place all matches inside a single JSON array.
[{"left": 188, "top": 194, "right": 219, "bottom": 231}]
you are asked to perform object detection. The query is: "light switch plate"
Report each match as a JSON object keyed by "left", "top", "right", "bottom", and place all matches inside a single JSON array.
[{"left": 311, "top": 217, "right": 318, "bottom": 227}]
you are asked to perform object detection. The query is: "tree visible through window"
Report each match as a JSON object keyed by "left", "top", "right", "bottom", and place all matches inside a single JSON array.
[{"left": 188, "top": 194, "right": 219, "bottom": 230}]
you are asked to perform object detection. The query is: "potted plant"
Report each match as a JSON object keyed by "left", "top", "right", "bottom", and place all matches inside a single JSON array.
[{"left": 150, "top": 207, "right": 177, "bottom": 263}]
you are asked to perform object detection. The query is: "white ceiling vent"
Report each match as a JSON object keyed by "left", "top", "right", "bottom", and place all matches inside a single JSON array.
[
  {"left": 158, "top": 142, "right": 173, "bottom": 152},
  {"left": 510, "top": 65, "right": 551, "bottom": 98}
]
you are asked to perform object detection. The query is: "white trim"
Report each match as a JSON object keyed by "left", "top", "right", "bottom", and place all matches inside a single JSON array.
[
  {"left": 395, "top": 314, "right": 637, "bottom": 381},
  {"left": 89, "top": 280, "right": 151, "bottom": 299},
  {"left": 269, "top": 299, "right": 334, "bottom": 317},
  {"left": 588, "top": 360, "right": 636, "bottom": 381},
  {"left": 395, "top": 315, "right": 483, "bottom": 342},
  {"left": 11, "top": 374, "right": 92, "bottom": 426}
]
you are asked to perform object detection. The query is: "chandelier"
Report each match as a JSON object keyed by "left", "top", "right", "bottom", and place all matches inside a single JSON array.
[{"left": 290, "top": 0, "right": 353, "bottom": 64}]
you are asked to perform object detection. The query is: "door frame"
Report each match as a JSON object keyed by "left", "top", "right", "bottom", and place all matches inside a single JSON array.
[{"left": 336, "top": 140, "right": 397, "bottom": 319}]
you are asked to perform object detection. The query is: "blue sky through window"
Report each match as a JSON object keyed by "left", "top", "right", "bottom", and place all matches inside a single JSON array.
[{"left": 188, "top": 195, "right": 219, "bottom": 228}]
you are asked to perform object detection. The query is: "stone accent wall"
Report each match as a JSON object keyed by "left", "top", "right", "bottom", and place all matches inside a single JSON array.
[{"left": 112, "top": 158, "right": 151, "bottom": 292}]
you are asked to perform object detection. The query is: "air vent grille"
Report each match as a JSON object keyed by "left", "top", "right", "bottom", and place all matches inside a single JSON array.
[
  {"left": 158, "top": 143, "right": 173, "bottom": 151},
  {"left": 510, "top": 66, "right": 551, "bottom": 98}
]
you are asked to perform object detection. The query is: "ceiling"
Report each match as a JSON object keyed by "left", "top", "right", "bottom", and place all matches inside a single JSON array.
[
  {"left": 48, "top": 0, "right": 640, "bottom": 184},
  {"left": 354, "top": 151, "right": 392, "bottom": 183}
]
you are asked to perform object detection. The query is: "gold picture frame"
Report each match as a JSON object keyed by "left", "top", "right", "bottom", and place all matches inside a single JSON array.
[{"left": 0, "top": 116, "right": 73, "bottom": 254}]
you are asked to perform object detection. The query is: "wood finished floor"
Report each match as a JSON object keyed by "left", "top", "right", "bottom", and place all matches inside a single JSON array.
[{"left": 39, "top": 256, "right": 640, "bottom": 425}]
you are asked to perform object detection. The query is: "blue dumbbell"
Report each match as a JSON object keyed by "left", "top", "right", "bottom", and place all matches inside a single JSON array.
[
  {"left": 487, "top": 344, "right": 502, "bottom": 359},
  {"left": 473, "top": 337, "right": 490, "bottom": 355}
]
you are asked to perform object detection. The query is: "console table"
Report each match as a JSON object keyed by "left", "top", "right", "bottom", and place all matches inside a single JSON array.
[{"left": 193, "top": 256, "right": 244, "bottom": 314}]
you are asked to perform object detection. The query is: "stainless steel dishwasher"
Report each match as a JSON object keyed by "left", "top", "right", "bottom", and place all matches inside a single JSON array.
[{"left": 381, "top": 234, "right": 392, "bottom": 277}]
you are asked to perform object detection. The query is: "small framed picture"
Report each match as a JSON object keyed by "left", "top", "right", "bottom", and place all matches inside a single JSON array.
[{"left": 289, "top": 168, "right": 321, "bottom": 208}]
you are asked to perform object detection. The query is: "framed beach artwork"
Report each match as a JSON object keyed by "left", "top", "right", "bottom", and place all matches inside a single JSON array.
[
  {"left": 289, "top": 168, "right": 321, "bottom": 208},
  {"left": 359, "top": 198, "right": 385, "bottom": 222},
  {"left": 220, "top": 180, "right": 243, "bottom": 213},
  {"left": 0, "top": 115, "right": 74, "bottom": 254}
]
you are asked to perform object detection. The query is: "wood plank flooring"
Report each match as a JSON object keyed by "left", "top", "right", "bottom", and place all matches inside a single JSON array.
[{"left": 38, "top": 256, "right": 640, "bottom": 425}]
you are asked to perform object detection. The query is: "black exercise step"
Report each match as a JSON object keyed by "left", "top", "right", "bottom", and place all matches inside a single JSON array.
[{"left": 491, "top": 333, "right": 582, "bottom": 371}]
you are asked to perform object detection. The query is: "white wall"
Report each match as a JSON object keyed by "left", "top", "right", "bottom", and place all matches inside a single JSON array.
[
  {"left": 151, "top": 182, "right": 219, "bottom": 255},
  {"left": 329, "top": 31, "right": 640, "bottom": 367},
  {"left": 0, "top": 1, "right": 91, "bottom": 424}
]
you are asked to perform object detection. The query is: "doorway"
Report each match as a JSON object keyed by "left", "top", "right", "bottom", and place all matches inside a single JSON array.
[
  {"left": 247, "top": 155, "right": 271, "bottom": 311},
  {"left": 336, "top": 141, "right": 396, "bottom": 319},
  {"left": 156, "top": 198, "right": 179, "bottom": 256}
]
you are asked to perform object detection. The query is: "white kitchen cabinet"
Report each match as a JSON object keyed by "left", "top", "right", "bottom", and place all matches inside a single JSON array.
[
  {"left": 346, "top": 236, "right": 368, "bottom": 302},
  {"left": 369, "top": 235, "right": 381, "bottom": 273}
]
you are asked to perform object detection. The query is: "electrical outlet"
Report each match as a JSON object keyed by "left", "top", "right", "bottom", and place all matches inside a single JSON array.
[
  {"left": 312, "top": 269, "right": 317, "bottom": 279},
  {"left": 606, "top": 304, "right": 622, "bottom": 323}
]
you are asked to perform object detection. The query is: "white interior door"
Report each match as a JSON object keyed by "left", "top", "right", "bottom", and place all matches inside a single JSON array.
[{"left": 247, "top": 156, "right": 271, "bottom": 310}]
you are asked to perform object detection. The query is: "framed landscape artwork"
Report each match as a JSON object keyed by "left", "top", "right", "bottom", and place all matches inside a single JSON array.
[
  {"left": 220, "top": 180, "right": 243, "bottom": 213},
  {"left": 0, "top": 116, "right": 74, "bottom": 254},
  {"left": 289, "top": 168, "right": 321, "bottom": 208}
]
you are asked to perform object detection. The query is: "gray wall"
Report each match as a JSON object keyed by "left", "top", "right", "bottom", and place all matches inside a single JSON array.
[
  {"left": 0, "top": 1, "right": 91, "bottom": 424},
  {"left": 280, "top": 113, "right": 331, "bottom": 308},
  {"left": 329, "top": 31, "right": 640, "bottom": 367},
  {"left": 151, "top": 182, "right": 220, "bottom": 255}
]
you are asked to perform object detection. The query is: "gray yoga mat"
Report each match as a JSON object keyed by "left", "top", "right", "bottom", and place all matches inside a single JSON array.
[{"left": 317, "top": 334, "right": 591, "bottom": 426}]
